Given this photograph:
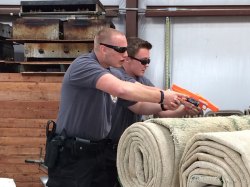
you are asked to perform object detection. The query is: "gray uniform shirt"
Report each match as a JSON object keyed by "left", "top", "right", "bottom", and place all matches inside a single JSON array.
[
  {"left": 109, "top": 67, "right": 154, "bottom": 143},
  {"left": 56, "top": 52, "right": 112, "bottom": 140}
]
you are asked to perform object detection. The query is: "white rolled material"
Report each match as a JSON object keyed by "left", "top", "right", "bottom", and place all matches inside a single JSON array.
[
  {"left": 179, "top": 130, "right": 250, "bottom": 187},
  {"left": 117, "top": 116, "right": 250, "bottom": 187}
]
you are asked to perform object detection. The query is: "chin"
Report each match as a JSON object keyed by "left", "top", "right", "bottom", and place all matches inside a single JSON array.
[{"left": 114, "top": 64, "right": 123, "bottom": 68}]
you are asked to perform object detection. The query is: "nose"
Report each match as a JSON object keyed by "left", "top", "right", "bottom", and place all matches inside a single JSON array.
[{"left": 122, "top": 51, "right": 128, "bottom": 58}]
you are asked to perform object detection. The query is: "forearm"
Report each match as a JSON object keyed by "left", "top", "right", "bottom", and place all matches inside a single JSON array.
[
  {"left": 128, "top": 102, "right": 163, "bottom": 115},
  {"left": 118, "top": 80, "right": 162, "bottom": 103},
  {"left": 156, "top": 105, "right": 187, "bottom": 118}
]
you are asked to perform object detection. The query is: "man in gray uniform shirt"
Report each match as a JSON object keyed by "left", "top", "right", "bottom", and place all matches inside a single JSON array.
[
  {"left": 106, "top": 37, "right": 201, "bottom": 187},
  {"left": 46, "top": 28, "right": 186, "bottom": 187}
]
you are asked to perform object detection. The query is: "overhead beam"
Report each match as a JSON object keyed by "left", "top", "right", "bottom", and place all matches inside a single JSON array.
[
  {"left": 146, "top": 5, "right": 250, "bottom": 17},
  {"left": 2, "top": 4, "right": 250, "bottom": 18}
]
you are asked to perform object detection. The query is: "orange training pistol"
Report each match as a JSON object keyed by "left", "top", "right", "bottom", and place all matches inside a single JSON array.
[{"left": 172, "top": 84, "right": 219, "bottom": 112}]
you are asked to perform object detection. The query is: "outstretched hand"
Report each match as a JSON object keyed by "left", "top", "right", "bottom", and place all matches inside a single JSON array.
[
  {"left": 162, "top": 90, "right": 188, "bottom": 110},
  {"left": 180, "top": 99, "right": 203, "bottom": 116}
]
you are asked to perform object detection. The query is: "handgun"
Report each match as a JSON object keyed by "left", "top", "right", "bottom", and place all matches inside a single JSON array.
[{"left": 172, "top": 84, "right": 219, "bottom": 112}]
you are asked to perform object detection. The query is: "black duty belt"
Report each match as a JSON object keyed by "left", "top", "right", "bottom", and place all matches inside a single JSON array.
[
  {"left": 76, "top": 137, "right": 111, "bottom": 145},
  {"left": 64, "top": 137, "right": 111, "bottom": 156}
]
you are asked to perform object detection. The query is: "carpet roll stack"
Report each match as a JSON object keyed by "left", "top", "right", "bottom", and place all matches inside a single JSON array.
[
  {"left": 116, "top": 116, "right": 250, "bottom": 187},
  {"left": 179, "top": 130, "right": 250, "bottom": 187}
]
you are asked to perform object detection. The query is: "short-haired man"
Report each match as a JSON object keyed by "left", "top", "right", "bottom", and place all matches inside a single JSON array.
[
  {"left": 106, "top": 37, "right": 201, "bottom": 187},
  {"left": 46, "top": 29, "right": 186, "bottom": 187}
]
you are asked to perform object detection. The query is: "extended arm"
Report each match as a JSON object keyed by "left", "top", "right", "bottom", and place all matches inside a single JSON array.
[
  {"left": 96, "top": 73, "right": 186, "bottom": 110},
  {"left": 128, "top": 102, "right": 201, "bottom": 117},
  {"left": 157, "top": 103, "right": 202, "bottom": 118}
]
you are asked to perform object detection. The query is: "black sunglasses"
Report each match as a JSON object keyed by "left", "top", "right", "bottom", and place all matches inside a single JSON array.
[
  {"left": 129, "top": 56, "right": 150, "bottom": 65},
  {"left": 100, "top": 43, "right": 127, "bottom": 53}
]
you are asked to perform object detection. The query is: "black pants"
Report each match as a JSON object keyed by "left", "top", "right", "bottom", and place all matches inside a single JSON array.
[
  {"left": 47, "top": 146, "right": 110, "bottom": 187},
  {"left": 104, "top": 144, "right": 121, "bottom": 187}
]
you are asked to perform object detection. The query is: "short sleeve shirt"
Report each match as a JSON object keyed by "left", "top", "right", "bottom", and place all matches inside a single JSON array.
[
  {"left": 108, "top": 67, "right": 154, "bottom": 143},
  {"left": 56, "top": 52, "right": 112, "bottom": 140}
]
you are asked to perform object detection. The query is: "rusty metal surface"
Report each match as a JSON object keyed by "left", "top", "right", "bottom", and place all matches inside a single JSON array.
[
  {"left": 8, "top": 39, "right": 94, "bottom": 44},
  {"left": 12, "top": 18, "right": 61, "bottom": 40},
  {"left": 21, "top": 61, "right": 71, "bottom": 65},
  {"left": 0, "top": 43, "right": 14, "bottom": 61},
  {"left": 20, "top": 0, "right": 105, "bottom": 16},
  {"left": 0, "top": 4, "right": 118, "bottom": 19},
  {"left": 63, "top": 19, "right": 114, "bottom": 40},
  {"left": 0, "top": 23, "right": 12, "bottom": 39},
  {"left": 24, "top": 43, "right": 93, "bottom": 59},
  {"left": 20, "top": 63, "right": 69, "bottom": 74}
]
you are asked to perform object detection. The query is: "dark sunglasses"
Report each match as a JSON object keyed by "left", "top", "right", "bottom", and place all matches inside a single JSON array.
[
  {"left": 129, "top": 56, "right": 150, "bottom": 65},
  {"left": 100, "top": 43, "right": 127, "bottom": 53}
]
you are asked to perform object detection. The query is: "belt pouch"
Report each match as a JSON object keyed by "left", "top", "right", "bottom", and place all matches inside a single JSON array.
[{"left": 44, "top": 137, "right": 63, "bottom": 168}]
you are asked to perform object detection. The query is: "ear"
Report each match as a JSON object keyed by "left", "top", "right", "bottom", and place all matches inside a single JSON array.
[{"left": 99, "top": 45, "right": 105, "bottom": 53}]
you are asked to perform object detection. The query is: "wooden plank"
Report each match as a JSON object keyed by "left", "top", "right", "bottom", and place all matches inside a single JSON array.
[
  {"left": 0, "top": 73, "right": 63, "bottom": 82},
  {"left": 0, "top": 146, "right": 43, "bottom": 155},
  {"left": 0, "top": 82, "right": 61, "bottom": 101},
  {"left": 0, "top": 137, "right": 45, "bottom": 146},
  {"left": 0, "top": 165, "right": 46, "bottom": 187},
  {"left": 0, "top": 118, "right": 51, "bottom": 128},
  {"left": 0, "top": 128, "right": 45, "bottom": 137},
  {"left": 14, "top": 182, "right": 44, "bottom": 187},
  {"left": 0, "top": 101, "right": 59, "bottom": 119},
  {"left": 0, "top": 163, "right": 40, "bottom": 173},
  {"left": 2, "top": 173, "right": 47, "bottom": 182},
  {"left": 0, "top": 155, "right": 43, "bottom": 164},
  {"left": 0, "top": 82, "right": 61, "bottom": 92},
  {"left": 21, "top": 72, "right": 65, "bottom": 75}
]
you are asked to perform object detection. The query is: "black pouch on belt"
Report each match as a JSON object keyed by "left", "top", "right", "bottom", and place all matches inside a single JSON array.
[{"left": 44, "top": 120, "right": 65, "bottom": 168}]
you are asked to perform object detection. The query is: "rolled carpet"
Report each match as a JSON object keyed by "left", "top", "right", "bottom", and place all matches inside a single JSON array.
[
  {"left": 116, "top": 116, "right": 250, "bottom": 187},
  {"left": 179, "top": 130, "right": 250, "bottom": 187}
]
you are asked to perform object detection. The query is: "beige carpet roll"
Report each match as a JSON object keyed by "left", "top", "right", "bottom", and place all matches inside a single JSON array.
[
  {"left": 179, "top": 130, "right": 250, "bottom": 187},
  {"left": 117, "top": 116, "right": 250, "bottom": 187}
]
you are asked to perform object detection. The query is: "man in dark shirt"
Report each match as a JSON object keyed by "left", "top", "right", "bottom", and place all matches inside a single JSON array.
[
  {"left": 46, "top": 28, "right": 186, "bottom": 187},
  {"left": 106, "top": 37, "right": 201, "bottom": 187}
]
